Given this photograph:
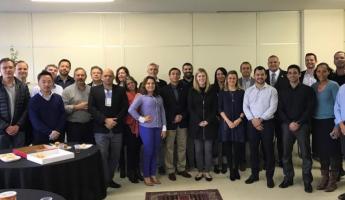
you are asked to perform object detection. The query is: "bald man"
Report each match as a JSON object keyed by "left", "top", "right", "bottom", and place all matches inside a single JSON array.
[{"left": 88, "top": 68, "right": 129, "bottom": 189}]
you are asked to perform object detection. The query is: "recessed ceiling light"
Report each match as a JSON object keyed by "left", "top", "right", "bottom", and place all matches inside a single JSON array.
[{"left": 31, "top": 0, "right": 114, "bottom": 2}]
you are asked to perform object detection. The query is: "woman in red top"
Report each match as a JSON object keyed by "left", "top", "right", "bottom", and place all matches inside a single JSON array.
[{"left": 124, "top": 76, "right": 143, "bottom": 183}]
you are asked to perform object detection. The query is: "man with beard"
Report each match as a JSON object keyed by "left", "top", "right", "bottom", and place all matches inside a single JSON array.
[
  {"left": 331, "top": 51, "right": 345, "bottom": 179},
  {"left": 62, "top": 68, "right": 93, "bottom": 144},
  {"left": 180, "top": 62, "right": 194, "bottom": 88},
  {"left": 180, "top": 62, "right": 195, "bottom": 170},
  {"left": 331, "top": 51, "right": 345, "bottom": 86},
  {"left": 55, "top": 59, "right": 75, "bottom": 89},
  {"left": 301, "top": 53, "right": 317, "bottom": 86},
  {"left": 244, "top": 66, "right": 278, "bottom": 188}
]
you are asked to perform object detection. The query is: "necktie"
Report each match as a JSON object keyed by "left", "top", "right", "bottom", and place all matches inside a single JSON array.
[{"left": 271, "top": 73, "right": 276, "bottom": 86}]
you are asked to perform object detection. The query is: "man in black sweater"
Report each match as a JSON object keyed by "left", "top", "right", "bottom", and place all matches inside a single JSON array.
[{"left": 278, "top": 64, "right": 315, "bottom": 193}]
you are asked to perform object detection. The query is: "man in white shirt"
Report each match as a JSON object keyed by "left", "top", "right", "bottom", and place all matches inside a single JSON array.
[
  {"left": 301, "top": 53, "right": 317, "bottom": 86},
  {"left": 31, "top": 64, "right": 63, "bottom": 97},
  {"left": 243, "top": 66, "right": 278, "bottom": 188}
]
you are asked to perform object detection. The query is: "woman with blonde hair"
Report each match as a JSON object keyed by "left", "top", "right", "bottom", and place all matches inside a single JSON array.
[{"left": 188, "top": 68, "right": 218, "bottom": 181}]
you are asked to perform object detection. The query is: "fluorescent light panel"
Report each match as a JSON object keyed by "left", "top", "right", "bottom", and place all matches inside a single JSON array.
[{"left": 31, "top": 0, "right": 114, "bottom": 2}]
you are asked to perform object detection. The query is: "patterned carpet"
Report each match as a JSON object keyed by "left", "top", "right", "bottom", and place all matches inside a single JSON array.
[{"left": 145, "top": 189, "right": 223, "bottom": 200}]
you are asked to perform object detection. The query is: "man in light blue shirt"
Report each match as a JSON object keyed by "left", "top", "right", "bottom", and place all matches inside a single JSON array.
[
  {"left": 243, "top": 66, "right": 278, "bottom": 188},
  {"left": 334, "top": 84, "right": 345, "bottom": 200}
]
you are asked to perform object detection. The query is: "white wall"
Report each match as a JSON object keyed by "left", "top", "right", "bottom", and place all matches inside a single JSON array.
[
  {"left": 0, "top": 10, "right": 341, "bottom": 83},
  {"left": 302, "top": 9, "right": 344, "bottom": 68}
]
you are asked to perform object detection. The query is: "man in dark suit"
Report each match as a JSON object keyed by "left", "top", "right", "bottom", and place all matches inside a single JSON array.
[
  {"left": 265, "top": 55, "right": 288, "bottom": 167},
  {"left": 180, "top": 62, "right": 195, "bottom": 170},
  {"left": 239, "top": 61, "right": 255, "bottom": 90},
  {"left": 88, "top": 65, "right": 103, "bottom": 87},
  {"left": 55, "top": 59, "right": 75, "bottom": 89},
  {"left": 146, "top": 62, "right": 167, "bottom": 89},
  {"left": 238, "top": 61, "right": 255, "bottom": 170},
  {"left": 88, "top": 68, "right": 128, "bottom": 189},
  {"left": 161, "top": 67, "right": 191, "bottom": 181},
  {"left": 300, "top": 53, "right": 317, "bottom": 86}
]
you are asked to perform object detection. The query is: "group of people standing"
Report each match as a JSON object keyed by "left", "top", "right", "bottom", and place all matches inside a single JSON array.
[{"left": 0, "top": 50, "right": 344, "bottom": 200}]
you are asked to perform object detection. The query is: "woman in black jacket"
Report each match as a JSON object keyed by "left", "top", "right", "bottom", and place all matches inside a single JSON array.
[{"left": 188, "top": 68, "right": 218, "bottom": 181}]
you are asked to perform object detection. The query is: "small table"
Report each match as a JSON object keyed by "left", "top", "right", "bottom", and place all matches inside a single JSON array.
[
  {"left": 0, "top": 145, "right": 106, "bottom": 200},
  {"left": 0, "top": 189, "right": 66, "bottom": 200}
]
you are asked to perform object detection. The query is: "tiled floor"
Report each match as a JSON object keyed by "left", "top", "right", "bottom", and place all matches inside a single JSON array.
[{"left": 105, "top": 161, "right": 345, "bottom": 200}]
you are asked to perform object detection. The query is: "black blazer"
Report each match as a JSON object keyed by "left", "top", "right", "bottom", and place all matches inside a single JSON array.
[
  {"left": 188, "top": 86, "right": 218, "bottom": 140},
  {"left": 160, "top": 82, "right": 189, "bottom": 130},
  {"left": 88, "top": 84, "right": 128, "bottom": 134},
  {"left": 265, "top": 69, "right": 288, "bottom": 92}
]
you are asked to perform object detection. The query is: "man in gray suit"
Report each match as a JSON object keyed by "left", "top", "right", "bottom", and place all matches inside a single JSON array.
[
  {"left": 239, "top": 61, "right": 255, "bottom": 90},
  {"left": 238, "top": 61, "right": 255, "bottom": 170}
]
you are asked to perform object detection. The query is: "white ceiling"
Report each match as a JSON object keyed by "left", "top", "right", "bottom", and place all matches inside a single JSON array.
[{"left": 1, "top": 0, "right": 345, "bottom": 12}]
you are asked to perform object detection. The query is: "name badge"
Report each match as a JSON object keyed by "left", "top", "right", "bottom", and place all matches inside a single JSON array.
[{"left": 105, "top": 97, "right": 112, "bottom": 107}]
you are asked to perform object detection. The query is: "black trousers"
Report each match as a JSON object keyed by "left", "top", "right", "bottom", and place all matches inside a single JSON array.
[
  {"left": 281, "top": 123, "right": 312, "bottom": 183},
  {"left": 66, "top": 121, "right": 94, "bottom": 144},
  {"left": 274, "top": 117, "right": 283, "bottom": 163},
  {"left": 248, "top": 119, "right": 275, "bottom": 179},
  {"left": 223, "top": 141, "right": 242, "bottom": 170},
  {"left": 120, "top": 125, "right": 142, "bottom": 175}
]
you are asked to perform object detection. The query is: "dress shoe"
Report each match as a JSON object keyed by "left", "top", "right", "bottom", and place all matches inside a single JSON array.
[
  {"left": 144, "top": 177, "right": 154, "bottom": 186},
  {"left": 304, "top": 183, "right": 313, "bottom": 193},
  {"left": 177, "top": 170, "right": 192, "bottom": 178},
  {"left": 267, "top": 178, "right": 275, "bottom": 188},
  {"left": 108, "top": 181, "right": 121, "bottom": 188},
  {"left": 234, "top": 170, "right": 240, "bottom": 180},
  {"left": 204, "top": 172, "right": 213, "bottom": 181},
  {"left": 221, "top": 164, "right": 227, "bottom": 174},
  {"left": 338, "top": 193, "right": 345, "bottom": 200},
  {"left": 213, "top": 165, "right": 220, "bottom": 174},
  {"left": 239, "top": 162, "right": 247, "bottom": 172},
  {"left": 279, "top": 179, "right": 293, "bottom": 188},
  {"left": 150, "top": 176, "right": 161, "bottom": 184},
  {"left": 158, "top": 166, "right": 166, "bottom": 175},
  {"left": 135, "top": 170, "right": 144, "bottom": 181},
  {"left": 245, "top": 175, "right": 259, "bottom": 184},
  {"left": 168, "top": 173, "right": 176, "bottom": 181},
  {"left": 128, "top": 173, "right": 139, "bottom": 183},
  {"left": 230, "top": 172, "right": 236, "bottom": 181},
  {"left": 195, "top": 172, "right": 203, "bottom": 181}
]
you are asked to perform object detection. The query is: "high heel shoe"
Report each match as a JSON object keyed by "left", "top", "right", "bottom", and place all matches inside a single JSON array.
[
  {"left": 144, "top": 177, "right": 154, "bottom": 186},
  {"left": 150, "top": 176, "right": 161, "bottom": 184}
]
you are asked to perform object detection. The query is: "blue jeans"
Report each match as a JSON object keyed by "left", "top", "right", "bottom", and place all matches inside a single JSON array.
[
  {"left": 94, "top": 133, "right": 122, "bottom": 184},
  {"left": 0, "top": 131, "right": 25, "bottom": 150},
  {"left": 139, "top": 126, "right": 161, "bottom": 177}
]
